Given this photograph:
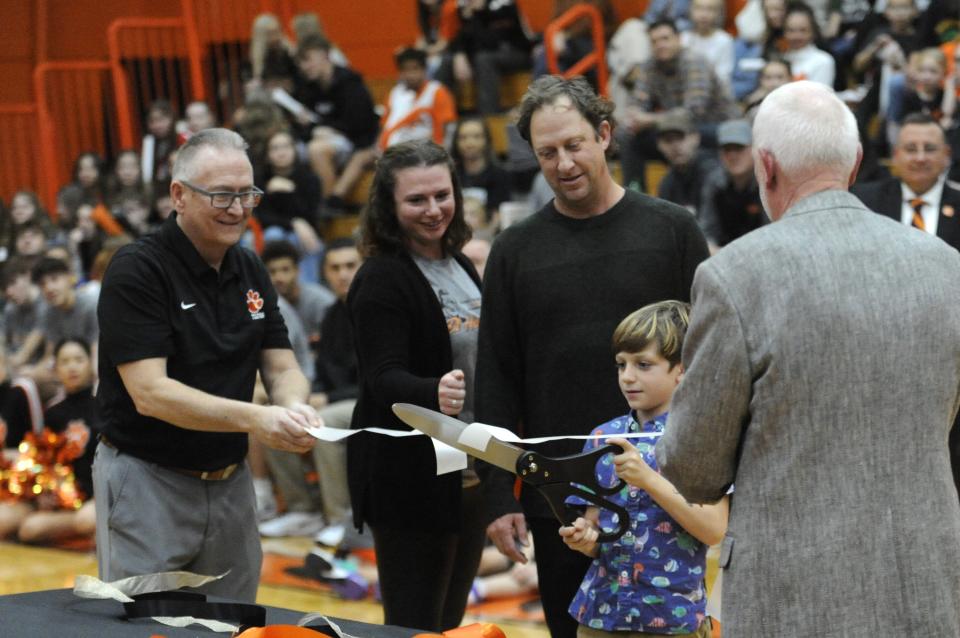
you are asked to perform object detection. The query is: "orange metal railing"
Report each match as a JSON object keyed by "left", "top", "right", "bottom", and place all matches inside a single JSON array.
[
  {"left": 544, "top": 3, "right": 609, "bottom": 97},
  {"left": 181, "top": 0, "right": 273, "bottom": 122},
  {"left": 107, "top": 18, "right": 198, "bottom": 150},
  {"left": 0, "top": 105, "right": 43, "bottom": 206},
  {"left": 33, "top": 61, "right": 119, "bottom": 210},
  {"left": 20, "top": 1, "right": 367, "bottom": 209}
]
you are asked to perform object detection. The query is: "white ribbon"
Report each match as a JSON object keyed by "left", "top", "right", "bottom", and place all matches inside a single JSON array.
[
  {"left": 306, "top": 422, "right": 659, "bottom": 476},
  {"left": 73, "top": 571, "right": 238, "bottom": 633},
  {"left": 297, "top": 613, "right": 361, "bottom": 638}
]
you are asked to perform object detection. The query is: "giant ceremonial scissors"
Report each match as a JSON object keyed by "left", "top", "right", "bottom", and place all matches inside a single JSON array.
[{"left": 392, "top": 403, "right": 630, "bottom": 542}]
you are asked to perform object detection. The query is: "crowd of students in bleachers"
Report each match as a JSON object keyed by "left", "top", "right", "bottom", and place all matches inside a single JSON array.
[{"left": 0, "top": 0, "right": 957, "bottom": 579}]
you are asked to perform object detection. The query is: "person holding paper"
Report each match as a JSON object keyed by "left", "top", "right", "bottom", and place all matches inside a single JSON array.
[
  {"left": 94, "top": 129, "right": 320, "bottom": 602},
  {"left": 347, "top": 139, "right": 484, "bottom": 632}
]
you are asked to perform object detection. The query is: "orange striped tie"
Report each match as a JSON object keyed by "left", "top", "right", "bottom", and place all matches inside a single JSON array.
[{"left": 909, "top": 197, "right": 926, "bottom": 231}]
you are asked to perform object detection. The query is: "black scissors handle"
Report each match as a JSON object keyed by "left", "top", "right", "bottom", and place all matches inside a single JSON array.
[{"left": 517, "top": 444, "right": 630, "bottom": 542}]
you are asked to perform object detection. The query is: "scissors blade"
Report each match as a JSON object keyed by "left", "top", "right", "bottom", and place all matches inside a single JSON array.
[{"left": 392, "top": 403, "right": 523, "bottom": 474}]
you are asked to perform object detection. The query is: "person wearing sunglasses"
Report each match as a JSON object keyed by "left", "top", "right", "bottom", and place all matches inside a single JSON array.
[{"left": 94, "top": 128, "right": 321, "bottom": 601}]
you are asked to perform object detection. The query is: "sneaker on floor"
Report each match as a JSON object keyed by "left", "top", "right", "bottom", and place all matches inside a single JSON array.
[
  {"left": 314, "top": 524, "right": 346, "bottom": 547},
  {"left": 258, "top": 511, "right": 325, "bottom": 537},
  {"left": 253, "top": 478, "right": 277, "bottom": 522}
]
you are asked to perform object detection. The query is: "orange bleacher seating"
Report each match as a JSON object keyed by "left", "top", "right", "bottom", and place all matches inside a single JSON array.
[
  {"left": 485, "top": 114, "right": 512, "bottom": 158},
  {"left": 346, "top": 166, "right": 375, "bottom": 207},
  {"left": 645, "top": 160, "right": 668, "bottom": 196},
  {"left": 323, "top": 215, "right": 362, "bottom": 242},
  {"left": 457, "top": 71, "right": 532, "bottom": 113},
  {"left": 366, "top": 77, "right": 398, "bottom": 111}
]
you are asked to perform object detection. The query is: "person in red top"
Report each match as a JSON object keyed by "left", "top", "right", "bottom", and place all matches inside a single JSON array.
[{"left": 378, "top": 47, "right": 457, "bottom": 151}]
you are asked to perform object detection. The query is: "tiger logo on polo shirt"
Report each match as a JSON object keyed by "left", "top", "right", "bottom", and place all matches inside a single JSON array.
[{"left": 246, "top": 289, "right": 265, "bottom": 320}]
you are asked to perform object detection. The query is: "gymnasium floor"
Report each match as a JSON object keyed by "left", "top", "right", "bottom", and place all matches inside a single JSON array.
[{"left": 0, "top": 537, "right": 550, "bottom": 638}]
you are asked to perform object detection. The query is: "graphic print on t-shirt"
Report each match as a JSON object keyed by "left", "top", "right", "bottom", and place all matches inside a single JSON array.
[{"left": 435, "top": 287, "right": 481, "bottom": 335}]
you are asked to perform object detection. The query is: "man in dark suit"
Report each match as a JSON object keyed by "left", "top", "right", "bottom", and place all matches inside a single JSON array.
[
  {"left": 853, "top": 112, "right": 960, "bottom": 251},
  {"left": 853, "top": 112, "right": 960, "bottom": 503}
]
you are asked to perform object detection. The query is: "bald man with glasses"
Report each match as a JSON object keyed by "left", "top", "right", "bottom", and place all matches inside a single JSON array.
[{"left": 94, "top": 128, "right": 320, "bottom": 601}]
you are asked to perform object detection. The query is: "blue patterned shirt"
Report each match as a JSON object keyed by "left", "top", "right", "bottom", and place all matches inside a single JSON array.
[{"left": 568, "top": 412, "right": 708, "bottom": 634}]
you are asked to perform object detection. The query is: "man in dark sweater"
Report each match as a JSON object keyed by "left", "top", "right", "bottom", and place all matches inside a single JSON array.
[
  {"left": 475, "top": 76, "right": 709, "bottom": 638},
  {"left": 296, "top": 34, "right": 380, "bottom": 213}
]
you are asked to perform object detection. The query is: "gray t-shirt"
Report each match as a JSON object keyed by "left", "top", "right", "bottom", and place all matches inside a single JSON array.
[
  {"left": 278, "top": 296, "right": 316, "bottom": 383},
  {"left": 412, "top": 254, "right": 482, "bottom": 423},
  {"left": 295, "top": 282, "right": 336, "bottom": 341},
  {"left": 44, "top": 287, "right": 99, "bottom": 347},
  {"left": 4, "top": 295, "right": 48, "bottom": 357}
]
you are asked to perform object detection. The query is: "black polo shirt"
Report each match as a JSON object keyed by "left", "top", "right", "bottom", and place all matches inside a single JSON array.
[{"left": 97, "top": 214, "right": 290, "bottom": 470}]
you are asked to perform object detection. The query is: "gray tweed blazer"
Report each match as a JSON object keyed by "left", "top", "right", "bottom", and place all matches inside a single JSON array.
[{"left": 657, "top": 189, "right": 960, "bottom": 636}]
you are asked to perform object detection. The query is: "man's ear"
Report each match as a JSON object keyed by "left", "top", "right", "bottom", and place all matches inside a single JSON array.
[
  {"left": 598, "top": 120, "right": 612, "bottom": 151},
  {"left": 758, "top": 149, "right": 778, "bottom": 190},
  {"left": 848, "top": 144, "right": 864, "bottom": 188},
  {"left": 170, "top": 181, "right": 187, "bottom": 214}
]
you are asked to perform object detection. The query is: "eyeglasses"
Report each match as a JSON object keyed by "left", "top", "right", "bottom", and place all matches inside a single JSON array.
[{"left": 181, "top": 180, "right": 264, "bottom": 209}]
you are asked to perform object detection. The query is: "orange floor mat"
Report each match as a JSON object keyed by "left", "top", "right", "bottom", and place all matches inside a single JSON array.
[
  {"left": 260, "top": 552, "right": 335, "bottom": 593},
  {"left": 466, "top": 594, "right": 544, "bottom": 624},
  {"left": 261, "top": 551, "right": 545, "bottom": 625}
]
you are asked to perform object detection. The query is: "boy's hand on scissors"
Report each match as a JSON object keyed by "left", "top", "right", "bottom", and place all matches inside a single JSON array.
[
  {"left": 607, "top": 437, "right": 656, "bottom": 489},
  {"left": 559, "top": 516, "right": 599, "bottom": 557}
]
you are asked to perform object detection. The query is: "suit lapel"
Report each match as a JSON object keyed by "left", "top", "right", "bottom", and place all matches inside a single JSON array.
[
  {"left": 935, "top": 183, "right": 960, "bottom": 252},
  {"left": 878, "top": 179, "right": 902, "bottom": 222}
]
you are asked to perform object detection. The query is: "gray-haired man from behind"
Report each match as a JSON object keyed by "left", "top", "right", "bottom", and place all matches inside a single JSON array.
[{"left": 657, "top": 81, "right": 960, "bottom": 635}]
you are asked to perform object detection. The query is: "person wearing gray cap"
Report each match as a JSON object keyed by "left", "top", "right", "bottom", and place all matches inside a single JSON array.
[
  {"left": 654, "top": 109, "right": 721, "bottom": 222},
  {"left": 698, "top": 119, "right": 766, "bottom": 250}
]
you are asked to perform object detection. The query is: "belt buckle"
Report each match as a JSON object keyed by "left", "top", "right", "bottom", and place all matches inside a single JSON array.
[{"left": 199, "top": 464, "right": 238, "bottom": 481}]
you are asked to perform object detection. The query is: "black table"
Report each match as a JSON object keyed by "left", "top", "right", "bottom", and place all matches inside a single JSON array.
[{"left": 0, "top": 589, "right": 421, "bottom": 638}]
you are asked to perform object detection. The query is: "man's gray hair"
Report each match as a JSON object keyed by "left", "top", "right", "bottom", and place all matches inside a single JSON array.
[
  {"left": 172, "top": 128, "right": 249, "bottom": 182},
  {"left": 753, "top": 81, "right": 859, "bottom": 177}
]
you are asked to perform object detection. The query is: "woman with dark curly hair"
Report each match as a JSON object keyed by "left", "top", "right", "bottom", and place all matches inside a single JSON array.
[{"left": 347, "top": 139, "right": 484, "bottom": 632}]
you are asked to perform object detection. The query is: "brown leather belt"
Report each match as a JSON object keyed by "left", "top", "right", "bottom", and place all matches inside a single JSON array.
[{"left": 99, "top": 435, "right": 240, "bottom": 481}]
